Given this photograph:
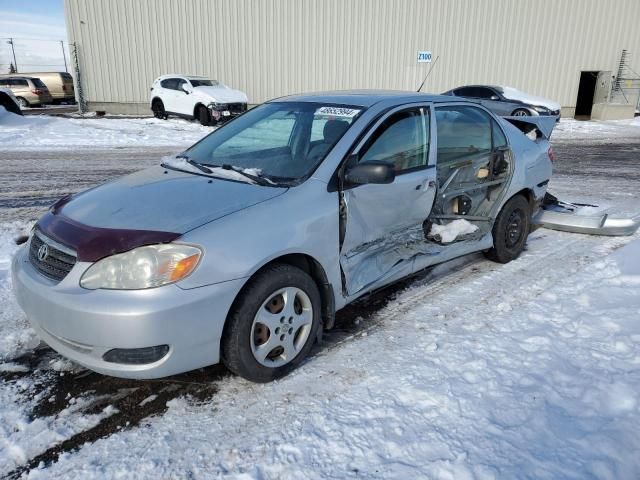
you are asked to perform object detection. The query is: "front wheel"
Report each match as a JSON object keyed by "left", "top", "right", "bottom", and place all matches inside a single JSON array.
[
  {"left": 196, "top": 105, "right": 211, "bottom": 126},
  {"left": 222, "top": 264, "right": 322, "bottom": 382},
  {"left": 512, "top": 108, "right": 530, "bottom": 117},
  {"left": 485, "top": 195, "right": 531, "bottom": 263}
]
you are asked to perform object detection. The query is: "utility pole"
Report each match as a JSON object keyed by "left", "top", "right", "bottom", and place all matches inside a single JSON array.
[
  {"left": 60, "top": 40, "right": 68, "bottom": 72},
  {"left": 7, "top": 38, "right": 18, "bottom": 72}
]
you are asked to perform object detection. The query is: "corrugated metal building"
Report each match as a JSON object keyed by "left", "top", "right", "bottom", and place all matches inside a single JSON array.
[{"left": 64, "top": 0, "right": 640, "bottom": 117}]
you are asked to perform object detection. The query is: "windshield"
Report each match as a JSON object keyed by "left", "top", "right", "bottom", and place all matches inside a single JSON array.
[
  {"left": 182, "top": 102, "right": 363, "bottom": 182},
  {"left": 190, "top": 79, "right": 218, "bottom": 87}
]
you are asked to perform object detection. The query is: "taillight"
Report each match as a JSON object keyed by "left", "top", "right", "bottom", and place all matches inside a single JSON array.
[
  {"left": 31, "top": 89, "right": 45, "bottom": 95},
  {"left": 547, "top": 147, "right": 554, "bottom": 162}
]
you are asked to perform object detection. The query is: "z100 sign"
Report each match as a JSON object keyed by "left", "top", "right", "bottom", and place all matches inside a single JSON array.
[{"left": 417, "top": 51, "right": 432, "bottom": 63}]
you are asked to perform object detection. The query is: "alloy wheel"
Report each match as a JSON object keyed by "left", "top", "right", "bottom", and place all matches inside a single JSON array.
[{"left": 250, "top": 287, "right": 313, "bottom": 368}]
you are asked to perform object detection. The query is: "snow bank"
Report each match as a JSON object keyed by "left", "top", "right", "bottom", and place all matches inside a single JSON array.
[
  {"left": 429, "top": 219, "right": 479, "bottom": 243},
  {"left": 554, "top": 116, "right": 640, "bottom": 141},
  {"left": 0, "top": 221, "right": 38, "bottom": 360},
  {"left": 0, "top": 106, "right": 212, "bottom": 150}
]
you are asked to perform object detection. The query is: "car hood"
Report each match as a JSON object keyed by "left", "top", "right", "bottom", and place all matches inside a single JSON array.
[
  {"left": 500, "top": 86, "right": 561, "bottom": 111},
  {"left": 58, "top": 166, "right": 287, "bottom": 233},
  {"left": 194, "top": 86, "right": 248, "bottom": 103}
]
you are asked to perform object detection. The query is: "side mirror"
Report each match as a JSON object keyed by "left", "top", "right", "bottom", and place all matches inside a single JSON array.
[
  {"left": 490, "top": 95, "right": 500, "bottom": 101},
  {"left": 345, "top": 160, "right": 395, "bottom": 185},
  {"left": 181, "top": 83, "right": 192, "bottom": 94}
]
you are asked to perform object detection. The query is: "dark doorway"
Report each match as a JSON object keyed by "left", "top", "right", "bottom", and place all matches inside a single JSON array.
[{"left": 575, "top": 71, "right": 598, "bottom": 118}]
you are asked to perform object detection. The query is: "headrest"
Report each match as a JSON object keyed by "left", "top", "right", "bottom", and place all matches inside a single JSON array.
[{"left": 323, "top": 120, "right": 350, "bottom": 144}]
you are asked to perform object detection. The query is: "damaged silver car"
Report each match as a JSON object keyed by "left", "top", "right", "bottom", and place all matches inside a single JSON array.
[{"left": 13, "top": 91, "right": 570, "bottom": 382}]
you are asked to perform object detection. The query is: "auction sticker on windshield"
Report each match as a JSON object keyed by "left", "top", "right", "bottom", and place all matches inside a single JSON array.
[{"left": 316, "top": 106, "right": 361, "bottom": 118}]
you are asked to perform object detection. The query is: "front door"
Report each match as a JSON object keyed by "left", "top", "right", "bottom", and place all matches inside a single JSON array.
[{"left": 339, "top": 106, "right": 437, "bottom": 295}]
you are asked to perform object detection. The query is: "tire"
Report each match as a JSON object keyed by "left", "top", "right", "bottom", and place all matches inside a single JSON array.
[
  {"left": 512, "top": 108, "right": 530, "bottom": 117},
  {"left": 196, "top": 105, "right": 210, "bottom": 126},
  {"left": 222, "top": 264, "right": 322, "bottom": 383},
  {"left": 151, "top": 99, "right": 167, "bottom": 119},
  {"left": 485, "top": 195, "right": 531, "bottom": 264},
  {"left": 16, "top": 97, "right": 29, "bottom": 109}
]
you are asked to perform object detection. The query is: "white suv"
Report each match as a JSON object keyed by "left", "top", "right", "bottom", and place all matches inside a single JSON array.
[{"left": 150, "top": 74, "right": 248, "bottom": 125}]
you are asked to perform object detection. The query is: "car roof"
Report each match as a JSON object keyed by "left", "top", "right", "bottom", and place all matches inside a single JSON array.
[
  {"left": 156, "top": 74, "right": 210, "bottom": 80},
  {"left": 272, "top": 89, "right": 467, "bottom": 107},
  {"left": 452, "top": 85, "right": 507, "bottom": 92}
]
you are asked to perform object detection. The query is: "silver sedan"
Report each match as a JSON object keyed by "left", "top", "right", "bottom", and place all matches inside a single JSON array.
[{"left": 12, "top": 91, "right": 555, "bottom": 382}]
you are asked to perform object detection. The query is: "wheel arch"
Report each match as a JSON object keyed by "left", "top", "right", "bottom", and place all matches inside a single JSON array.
[
  {"left": 224, "top": 253, "right": 336, "bottom": 338},
  {"left": 193, "top": 102, "right": 207, "bottom": 118},
  {"left": 512, "top": 188, "right": 535, "bottom": 212}
]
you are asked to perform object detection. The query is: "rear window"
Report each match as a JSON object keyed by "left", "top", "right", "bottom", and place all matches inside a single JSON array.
[
  {"left": 61, "top": 73, "right": 73, "bottom": 82},
  {"left": 32, "top": 78, "right": 47, "bottom": 88}
]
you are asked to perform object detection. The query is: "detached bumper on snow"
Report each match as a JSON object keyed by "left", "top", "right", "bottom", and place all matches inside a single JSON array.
[
  {"left": 534, "top": 194, "right": 640, "bottom": 236},
  {"left": 534, "top": 210, "right": 640, "bottom": 236}
]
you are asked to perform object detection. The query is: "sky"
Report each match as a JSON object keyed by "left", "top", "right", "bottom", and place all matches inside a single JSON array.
[{"left": 0, "top": 0, "right": 69, "bottom": 73}]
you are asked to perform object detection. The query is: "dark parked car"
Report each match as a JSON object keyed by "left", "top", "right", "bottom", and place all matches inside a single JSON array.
[{"left": 442, "top": 85, "right": 561, "bottom": 119}]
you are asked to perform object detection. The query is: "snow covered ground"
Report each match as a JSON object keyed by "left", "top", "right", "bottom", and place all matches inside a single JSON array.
[
  {"left": 554, "top": 116, "right": 640, "bottom": 142},
  {"left": 0, "top": 112, "right": 639, "bottom": 479},
  {"left": 0, "top": 106, "right": 212, "bottom": 150}
]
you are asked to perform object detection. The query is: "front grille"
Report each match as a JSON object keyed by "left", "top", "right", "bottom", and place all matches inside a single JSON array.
[
  {"left": 226, "top": 103, "right": 247, "bottom": 114},
  {"left": 28, "top": 230, "right": 77, "bottom": 282}
]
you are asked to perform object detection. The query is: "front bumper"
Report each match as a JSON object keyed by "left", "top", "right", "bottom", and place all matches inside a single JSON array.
[
  {"left": 11, "top": 246, "right": 245, "bottom": 379},
  {"left": 207, "top": 102, "right": 247, "bottom": 121}
]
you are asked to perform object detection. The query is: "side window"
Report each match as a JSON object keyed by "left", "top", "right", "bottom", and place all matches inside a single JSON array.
[
  {"left": 359, "top": 109, "right": 428, "bottom": 173},
  {"left": 471, "top": 87, "right": 494, "bottom": 99},
  {"left": 455, "top": 87, "right": 474, "bottom": 97},
  {"left": 160, "top": 78, "right": 178, "bottom": 90},
  {"left": 176, "top": 79, "right": 187, "bottom": 91},
  {"left": 435, "top": 106, "right": 492, "bottom": 164},
  {"left": 492, "top": 119, "right": 508, "bottom": 148}
]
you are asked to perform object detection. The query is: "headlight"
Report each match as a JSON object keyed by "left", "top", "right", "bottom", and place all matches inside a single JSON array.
[
  {"left": 533, "top": 106, "right": 549, "bottom": 114},
  {"left": 80, "top": 244, "right": 202, "bottom": 290}
]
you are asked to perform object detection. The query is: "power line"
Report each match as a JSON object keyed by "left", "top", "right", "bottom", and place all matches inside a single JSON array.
[
  {"left": 0, "top": 63, "right": 66, "bottom": 66},
  {"left": 1, "top": 37, "right": 67, "bottom": 43}
]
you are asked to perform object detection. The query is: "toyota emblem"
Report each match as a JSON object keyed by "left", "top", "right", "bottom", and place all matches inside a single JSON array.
[{"left": 37, "top": 244, "right": 49, "bottom": 262}]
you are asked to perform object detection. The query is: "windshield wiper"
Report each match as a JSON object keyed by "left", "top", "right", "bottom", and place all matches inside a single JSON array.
[
  {"left": 176, "top": 154, "right": 213, "bottom": 174},
  {"left": 220, "top": 164, "right": 273, "bottom": 186}
]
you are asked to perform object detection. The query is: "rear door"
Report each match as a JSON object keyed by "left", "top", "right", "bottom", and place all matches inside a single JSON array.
[
  {"left": 429, "top": 104, "right": 512, "bottom": 239},
  {"left": 160, "top": 78, "right": 180, "bottom": 112},
  {"left": 339, "top": 105, "right": 437, "bottom": 295}
]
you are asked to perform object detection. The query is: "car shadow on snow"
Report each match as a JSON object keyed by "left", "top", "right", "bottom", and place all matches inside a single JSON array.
[{"left": 0, "top": 256, "right": 480, "bottom": 478}]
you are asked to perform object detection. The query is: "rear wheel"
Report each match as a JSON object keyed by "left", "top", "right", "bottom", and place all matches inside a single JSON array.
[
  {"left": 485, "top": 195, "right": 531, "bottom": 263},
  {"left": 196, "top": 105, "right": 211, "bottom": 126},
  {"left": 16, "top": 97, "right": 29, "bottom": 109},
  {"left": 512, "top": 108, "right": 530, "bottom": 117},
  {"left": 152, "top": 99, "right": 167, "bottom": 119},
  {"left": 222, "top": 264, "right": 321, "bottom": 383}
]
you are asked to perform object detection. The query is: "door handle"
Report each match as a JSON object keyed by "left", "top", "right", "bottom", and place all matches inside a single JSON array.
[{"left": 416, "top": 180, "right": 436, "bottom": 190}]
